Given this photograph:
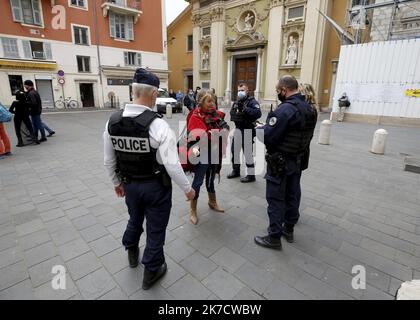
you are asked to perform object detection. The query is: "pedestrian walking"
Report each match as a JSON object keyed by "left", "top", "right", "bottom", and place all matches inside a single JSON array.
[
  {"left": 9, "top": 91, "right": 39, "bottom": 146},
  {"left": 24, "top": 80, "right": 47, "bottom": 142},
  {"left": 104, "top": 68, "right": 195, "bottom": 290},
  {"left": 255, "top": 76, "right": 317, "bottom": 250}
]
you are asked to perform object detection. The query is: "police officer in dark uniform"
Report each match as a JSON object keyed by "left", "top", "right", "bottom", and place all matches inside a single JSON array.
[
  {"left": 227, "top": 83, "right": 262, "bottom": 183},
  {"left": 104, "top": 69, "right": 195, "bottom": 289},
  {"left": 254, "top": 75, "right": 317, "bottom": 250}
]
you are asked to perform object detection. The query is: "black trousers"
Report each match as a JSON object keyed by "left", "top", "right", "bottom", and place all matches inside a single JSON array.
[
  {"left": 266, "top": 169, "right": 302, "bottom": 239},
  {"left": 122, "top": 180, "right": 172, "bottom": 272},
  {"left": 14, "top": 115, "right": 34, "bottom": 142}
]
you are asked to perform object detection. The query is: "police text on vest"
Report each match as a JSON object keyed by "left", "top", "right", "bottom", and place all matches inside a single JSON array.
[{"left": 110, "top": 136, "right": 150, "bottom": 153}]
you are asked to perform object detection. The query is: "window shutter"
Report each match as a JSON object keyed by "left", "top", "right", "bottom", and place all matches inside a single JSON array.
[
  {"left": 124, "top": 52, "right": 128, "bottom": 65},
  {"left": 109, "top": 13, "right": 116, "bottom": 38},
  {"left": 85, "top": 57, "right": 90, "bottom": 72},
  {"left": 81, "top": 28, "right": 88, "bottom": 45},
  {"left": 10, "top": 0, "right": 23, "bottom": 22},
  {"left": 22, "top": 40, "right": 32, "bottom": 59},
  {"left": 32, "top": 0, "right": 42, "bottom": 25},
  {"left": 127, "top": 17, "right": 134, "bottom": 40},
  {"left": 2, "top": 38, "right": 18, "bottom": 58},
  {"left": 43, "top": 42, "right": 52, "bottom": 60},
  {"left": 136, "top": 53, "right": 141, "bottom": 66},
  {"left": 73, "top": 27, "right": 78, "bottom": 44},
  {"left": 77, "top": 56, "right": 82, "bottom": 72}
]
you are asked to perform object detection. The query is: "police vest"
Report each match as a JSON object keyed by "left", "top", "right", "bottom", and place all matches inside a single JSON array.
[
  {"left": 108, "top": 109, "right": 163, "bottom": 181},
  {"left": 230, "top": 97, "right": 254, "bottom": 129},
  {"left": 276, "top": 100, "right": 318, "bottom": 155}
]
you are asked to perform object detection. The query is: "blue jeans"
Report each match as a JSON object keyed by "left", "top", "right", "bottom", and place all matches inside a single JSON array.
[
  {"left": 122, "top": 180, "right": 172, "bottom": 272},
  {"left": 42, "top": 122, "right": 53, "bottom": 134},
  {"left": 31, "top": 115, "right": 46, "bottom": 139},
  {"left": 192, "top": 163, "right": 217, "bottom": 200}
]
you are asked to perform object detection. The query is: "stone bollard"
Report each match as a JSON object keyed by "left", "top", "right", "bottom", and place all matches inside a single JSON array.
[
  {"left": 318, "top": 119, "right": 332, "bottom": 145},
  {"left": 166, "top": 104, "right": 172, "bottom": 119},
  {"left": 370, "top": 129, "right": 388, "bottom": 155}
]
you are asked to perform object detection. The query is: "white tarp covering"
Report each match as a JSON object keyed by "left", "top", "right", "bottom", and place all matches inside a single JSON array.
[{"left": 333, "top": 39, "right": 420, "bottom": 119}]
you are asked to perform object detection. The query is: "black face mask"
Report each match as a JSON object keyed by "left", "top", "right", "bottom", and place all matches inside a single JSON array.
[{"left": 278, "top": 92, "right": 287, "bottom": 102}]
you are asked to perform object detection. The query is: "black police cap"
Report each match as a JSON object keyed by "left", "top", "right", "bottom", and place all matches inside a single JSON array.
[{"left": 133, "top": 68, "right": 160, "bottom": 88}]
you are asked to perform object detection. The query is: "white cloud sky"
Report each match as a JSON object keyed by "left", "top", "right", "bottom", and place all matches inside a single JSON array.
[{"left": 165, "top": 0, "right": 189, "bottom": 26}]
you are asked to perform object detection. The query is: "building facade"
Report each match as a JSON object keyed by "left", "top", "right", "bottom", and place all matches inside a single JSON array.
[
  {"left": 187, "top": 0, "right": 335, "bottom": 109},
  {"left": 167, "top": 4, "right": 193, "bottom": 94},
  {"left": 0, "top": 0, "right": 168, "bottom": 108}
]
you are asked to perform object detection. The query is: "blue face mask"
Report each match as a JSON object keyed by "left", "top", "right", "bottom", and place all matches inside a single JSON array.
[{"left": 238, "top": 91, "right": 247, "bottom": 100}]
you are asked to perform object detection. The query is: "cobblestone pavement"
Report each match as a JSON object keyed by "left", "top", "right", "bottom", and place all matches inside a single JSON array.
[{"left": 1, "top": 109, "right": 420, "bottom": 300}]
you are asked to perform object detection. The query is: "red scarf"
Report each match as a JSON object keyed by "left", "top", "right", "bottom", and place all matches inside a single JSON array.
[{"left": 200, "top": 106, "right": 225, "bottom": 130}]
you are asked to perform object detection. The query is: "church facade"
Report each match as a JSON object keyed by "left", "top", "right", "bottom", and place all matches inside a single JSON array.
[{"left": 187, "top": 0, "right": 332, "bottom": 108}]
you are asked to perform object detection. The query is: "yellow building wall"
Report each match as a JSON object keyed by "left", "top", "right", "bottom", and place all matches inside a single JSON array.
[
  {"left": 319, "top": 0, "right": 348, "bottom": 110},
  {"left": 167, "top": 6, "right": 193, "bottom": 93}
]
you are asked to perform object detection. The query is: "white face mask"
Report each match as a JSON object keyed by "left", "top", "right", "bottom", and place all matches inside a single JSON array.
[{"left": 238, "top": 91, "right": 247, "bottom": 100}]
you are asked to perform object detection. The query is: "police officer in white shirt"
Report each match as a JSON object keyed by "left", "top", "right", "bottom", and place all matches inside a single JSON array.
[{"left": 103, "top": 68, "right": 195, "bottom": 290}]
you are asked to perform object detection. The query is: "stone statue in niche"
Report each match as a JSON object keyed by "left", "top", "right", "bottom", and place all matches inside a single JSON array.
[
  {"left": 202, "top": 50, "right": 209, "bottom": 70},
  {"left": 244, "top": 12, "right": 255, "bottom": 31},
  {"left": 285, "top": 36, "right": 298, "bottom": 65}
]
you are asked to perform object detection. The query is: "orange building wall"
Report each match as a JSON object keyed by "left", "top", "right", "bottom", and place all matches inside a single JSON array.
[
  {"left": 167, "top": 5, "right": 193, "bottom": 92},
  {"left": 320, "top": 0, "right": 348, "bottom": 109},
  {"left": 0, "top": 0, "right": 163, "bottom": 53}
]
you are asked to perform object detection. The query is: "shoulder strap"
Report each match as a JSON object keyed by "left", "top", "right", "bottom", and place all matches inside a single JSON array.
[
  {"left": 108, "top": 110, "right": 124, "bottom": 131},
  {"left": 133, "top": 109, "right": 162, "bottom": 128}
]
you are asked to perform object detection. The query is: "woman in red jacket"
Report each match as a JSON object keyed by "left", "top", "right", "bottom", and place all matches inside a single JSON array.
[{"left": 187, "top": 90, "right": 229, "bottom": 225}]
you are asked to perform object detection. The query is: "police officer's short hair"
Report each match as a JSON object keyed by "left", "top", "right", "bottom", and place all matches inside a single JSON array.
[
  {"left": 278, "top": 76, "right": 299, "bottom": 91},
  {"left": 238, "top": 83, "right": 248, "bottom": 89},
  {"left": 132, "top": 83, "right": 157, "bottom": 99}
]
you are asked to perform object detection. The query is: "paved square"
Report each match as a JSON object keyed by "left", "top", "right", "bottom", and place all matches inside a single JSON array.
[{"left": 1, "top": 109, "right": 420, "bottom": 300}]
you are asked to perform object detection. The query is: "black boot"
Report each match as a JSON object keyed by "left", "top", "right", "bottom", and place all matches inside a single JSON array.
[
  {"left": 240, "top": 175, "right": 256, "bottom": 183},
  {"left": 282, "top": 224, "right": 294, "bottom": 243},
  {"left": 16, "top": 138, "right": 24, "bottom": 147},
  {"left": 142, "top": 262, "right": 167, "bottom": 290},
  {"left": 227, "top": 168, "right": 240, "bottom": 179},
  {"left": 254, "top": 235, "right": 282, "bottom": 250},
  {"left": 127, "top": 247, "right": 139, "bottom": 268}
]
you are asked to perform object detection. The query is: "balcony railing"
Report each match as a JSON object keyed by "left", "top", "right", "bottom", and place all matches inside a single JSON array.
[
  {"left": 102, "top": 0, "right": 142, "bottom": 11},
  {"left": 101, "top": 0, "right": 142, "bottom": 23}
]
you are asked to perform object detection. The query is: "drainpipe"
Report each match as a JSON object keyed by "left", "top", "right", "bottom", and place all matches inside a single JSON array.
[{"left": 93, "top": 0, "right": 105, "bottom": 108}]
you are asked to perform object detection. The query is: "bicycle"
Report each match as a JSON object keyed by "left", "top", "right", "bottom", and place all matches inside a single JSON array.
[{"left": 55, "top": 96, "right": 79, "bottom": 109}]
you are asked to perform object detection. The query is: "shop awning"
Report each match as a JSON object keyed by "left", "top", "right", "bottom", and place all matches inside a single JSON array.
[{"left": 0, "top": 59, "right": 57, "bottom": 70}]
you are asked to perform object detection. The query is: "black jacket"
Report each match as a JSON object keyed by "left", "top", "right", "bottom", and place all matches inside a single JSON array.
[
  {"left": 230, "top": 96, "right": 262, "bottom": 129},
  {"left": 9, "top": 100, "right": 30, "bottom": 118},
  {"left": 26, "top": 89, "right": 42, "bottom": 115}
]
